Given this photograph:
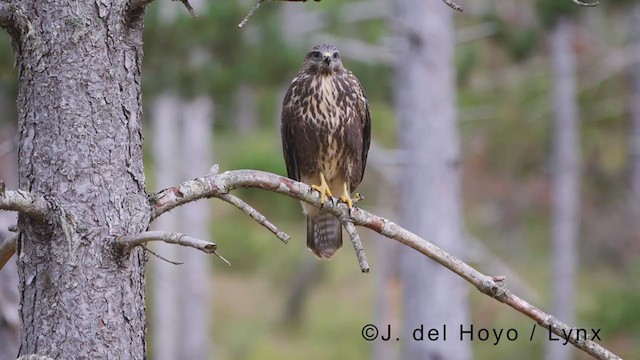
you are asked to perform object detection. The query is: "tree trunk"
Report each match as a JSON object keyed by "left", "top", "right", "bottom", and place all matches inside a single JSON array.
[
  {"left": 0, "top": 127, "right": 19, "bottom": 360},
  {"left": 151, "top": 94, "right": 182, "bottom": 360},
  {"left": 628, "top": 5, "right": 640, "bottom": 219},
  {"left": 392, "top": 0, "right": 471, "bottom": 359},
  {"left": 546, "top": 16, "right": 579, "bottom": 360},
  {"left": 13, "top": 2, "right": 150, "bottom": 357},
  {"left": 233, "top": 84, "right": 258, "bottom": 134},
  {"left": 0, "top": 215, "right": 19, "bottom": 360}
]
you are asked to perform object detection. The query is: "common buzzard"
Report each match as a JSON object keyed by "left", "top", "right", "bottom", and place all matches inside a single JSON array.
[{"left": 281, "top": 44, "right": 371, "bottom": 259}]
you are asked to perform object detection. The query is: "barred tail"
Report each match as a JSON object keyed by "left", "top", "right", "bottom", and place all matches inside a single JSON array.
[{"left": 306, "top": 212, "right": 342, "bottom": 259}]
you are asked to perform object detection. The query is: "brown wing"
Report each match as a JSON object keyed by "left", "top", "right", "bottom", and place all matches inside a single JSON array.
[
  {"left": 281, "top": 77, "right": 300, "bottom": 181},
  {"left": 347, "top": 72, "right": 372, "bottom": 189}
]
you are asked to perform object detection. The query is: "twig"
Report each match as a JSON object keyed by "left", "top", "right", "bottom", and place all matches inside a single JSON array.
[
  {"left": 150, "top": 169, "right": 621, "bottom": 359},
  {"left": 0, "top": 233, "right": 17, "bottom": 270},
  {"left": 0, "top": 186, "right": 50, "bottom": 220},
  {"left": 218, "top": 193, "right": 290, "bottom": 243},
  {"left": 116, "top": 231, "right": 230, "bottom": 265},
  {"left": 143, "top": 245, "right": 184, "bottom": 265},
  {"left": 341, "top": 219, "right": 369, "bottom": 273},
  {"left": 573, "top": 0, "right": 599, "bottom": 7},
  {"left": 238, "top": 0, "right": 265, "bottom": 28},
  {"left": 442, "top": 0, "right": 463, "bottom": 12},
  {"left": 175, "top": 0, "right": 196, "bottom": 18}
]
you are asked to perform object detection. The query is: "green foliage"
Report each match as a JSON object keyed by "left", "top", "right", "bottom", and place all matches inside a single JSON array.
[
  {"left": 0, "top": 32, "right": 17, "bottom": 126},
  {"left": 536, "top": 0, "right": 579, "bottom": 26},
  {"left": 457, "top": 44, "right": 482, "bottom": 85},
  {"left": 484, "top": 13, "right": 539, "bottom": 62}
]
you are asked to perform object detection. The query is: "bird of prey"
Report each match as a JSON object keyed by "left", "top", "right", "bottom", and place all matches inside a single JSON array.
[{"left": 281, "top": 44, "right": 371, "bottom": 259}]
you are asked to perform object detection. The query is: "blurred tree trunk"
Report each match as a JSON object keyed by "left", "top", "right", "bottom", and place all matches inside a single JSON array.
[
  {"left": 628, "top": 5, "right": 640, "bottom": 219},
  {"left": 151, "top": 95, "right": 214, "bottom": 360},
  {"left": 0, "top": 127, "right": 18, "bottom": 360},
  {"left": 0, "top": 218, "right": 19, "bottom": 360},
  {"left": 151, "top": 94, "right": 182, "bottom": 360},
  {"left": 372, "top": 182, "right": 397, "bottom": 360},
  {"left": 8, "top": 1, "right": 149, "bottom": 357},
  {"left": 545, "top": 16, "right": 579, "bottom": 360},
  {"left": 233, "top": 84, "right": 258, "bottom": 134},
  {"left": 178, "top": 97, "right": 213, "bottom": 360},
  {"left": 392, "top": 1, "right": 471, "bottom": 359}
]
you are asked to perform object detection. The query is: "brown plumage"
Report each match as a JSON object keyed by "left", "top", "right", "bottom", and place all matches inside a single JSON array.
[{"left": 281, "top": 44, "right": 371, "bottom": 259}]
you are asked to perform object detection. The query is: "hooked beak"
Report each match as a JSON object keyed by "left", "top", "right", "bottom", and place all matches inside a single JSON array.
[{"left": 323, "top": 52, "right": 332, "bottom": 65}]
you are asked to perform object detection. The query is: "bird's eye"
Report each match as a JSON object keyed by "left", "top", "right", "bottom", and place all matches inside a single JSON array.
[
  {"left": 333, "top": 52, "right": 339, "bottom": 59},
  {"left": 312, "top": 51, "right": 322, "bottom": 60}
]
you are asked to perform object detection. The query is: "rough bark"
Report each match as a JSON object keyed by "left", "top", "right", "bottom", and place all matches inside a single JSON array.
[
  {"left": 9, "top": 1, "right": 150, "bottom": 358},
  {"left": 392, "top": 0, "right": 471, "bottom": 359},
  {"left": 546, "top": 16, "right": 579, "bottom": 360}
]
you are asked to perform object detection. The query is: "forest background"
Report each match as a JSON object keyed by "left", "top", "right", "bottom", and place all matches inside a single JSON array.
[{"left": 0, "top": 0, "right": 638, "bottom": 359}]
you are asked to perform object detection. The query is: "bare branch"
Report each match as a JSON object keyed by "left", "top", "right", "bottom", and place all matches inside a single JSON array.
[
  {"left": 0, "top": 185, "right": 50, "bottom": 220},
  {"left": 0, "top": 232, "right": 17, "bottom": 270},
  {"left": 341, "top": 219, "right": 369, "bottom": 272},
  {"left": 116, "top": 231, "right": 230, "bottom": 265},
  {"left": 442, "top": 0, "right": 463, "bottom": 12},
  {"left": 176, "top": 0, "right": 196, "bottom": 18},
  {"left": 150, "top": 169, "right": 621, "bottom": 359},
  {"left": 143, "top": 245, "right": 184, "bottom": 265},
  {"left": 218, "top": 193, "right": 290, "bottom": 243},
  {"left": 573, "top": 0, "right": 599, "bottom": 7}
]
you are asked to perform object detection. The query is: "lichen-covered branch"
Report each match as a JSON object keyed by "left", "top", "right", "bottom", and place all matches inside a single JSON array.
[
  {"left": 116, "top": 230, "right": 230, "bottom": 265},
  {"left": 341, "top": 219, "right": 369, "bottom": 272},
  {"left": 0, "top": 186, "right": 50, "bottom": 220},
  {"left": 441, "top": 0, "right": 463, "bottom": 12},
  {"left": 573, "top": 0, "right": 599, "bottom": 7},
  {"left": 150, "top": 169, "right": 621, "bottom": 360}
]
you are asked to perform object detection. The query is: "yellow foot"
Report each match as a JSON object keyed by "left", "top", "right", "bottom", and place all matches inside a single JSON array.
[
  {"left": 311, "top": 172, "right": 333, "bottom": 203},
  {"left": 338, "top": 182, "right": 354, "bottom": 208}
]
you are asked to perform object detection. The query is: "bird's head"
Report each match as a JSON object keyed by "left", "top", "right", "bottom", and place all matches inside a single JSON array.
[{"left": 303, "top": 44, "right": 344, "bottom": 75}]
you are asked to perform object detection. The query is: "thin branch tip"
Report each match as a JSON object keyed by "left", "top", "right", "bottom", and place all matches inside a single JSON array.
[
  {"left": 219, "top": 193, "right": 290, "bottom": 244},
  {"left": 342, "top": 220, "right": 369, "bottom": 272},
  {"left": 442, "top": 0, "right": 463, "bottom": 12},
  {"left": 573, "top": 0, "right": 599, "bottom": 6},
  {"left": 176, "top": 0, "right": 196, "bottom": 18}
]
